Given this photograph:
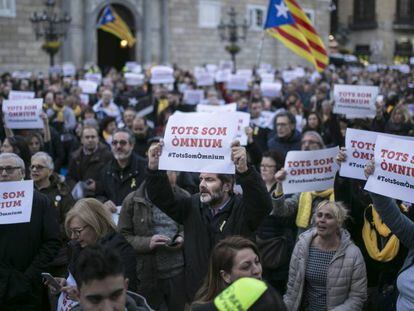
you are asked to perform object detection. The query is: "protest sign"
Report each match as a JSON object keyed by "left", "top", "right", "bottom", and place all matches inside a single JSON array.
[
  {"left": 259, "top": 73, "right": 275, "bottom": 83},
  {"left": 183, "top": 90, "right": 205, "bottom": 105},
  {"left": 150, "top": 66, "right": 174, "bottom": 84},
  {"left": 159, "top": 112, "right": 239, "bottom": 174},
  {"left": 11, "top": 71, "right": 32, "bottom": 79},
  {"left": 196, "top": 72, "right": 214, "bottom": 87},
  {"left": 282, "top": 69, "right": 304, "bottom": 83},
  {"left": 214, "top": 69, "right": 231, "bottom": 83},
  {"left": 260, "top": 110, "right": 277, "bottom": 129},
  {"left": 124, "top": 73, "right": 144, "bottom": 86},
  {"left": 227, "top": 75, "right": 249, "bottom": 91},
  {"left": 283, "top": 147, "right": 339, "bottom": 194},
  {"left": 85, "top": 72, "right": 102, "bottom": 84},
  {"left": 8, "top": 91, "right": 35, "bottom": 100},
  {"left": 365, "top": 135, "right": 414, "bottom": 203},
  {"left": 206, "top": 64, "right": 217, "bottom": 74},
  {"left": 233, "top": 111, "right": 250, "bottom": 146},
  {"left": 63, "top": 63, "right": 76, "bottom": 76},
  {"left": 333, "top": 84, "right": 378, "bottom": 118},
  {"left": 0, "top": 180, "right": 34, "bottom": 225},
  {"left": 219, "top": 60, "right": 233, "bottom": 71},
  {"left": 78, "top": 80, "right": 98, "bottom": 94},
  {"left": 196, "top": 103, "right": 237, "bottom": 113},
  {"left": 79, "top": 94, "right": 89, "bottom": 106},
  {"left": 236, "top": 69, "right": 253, "bottom": 80},
  {"left": 125, "top": 61, "right": 141, "bottom": 73},
  {"left": 2, "top": 98, "right": 43, "bottom": 129},
  {"left": 261, "top": 82, "right": 282, "bottom": 98}
]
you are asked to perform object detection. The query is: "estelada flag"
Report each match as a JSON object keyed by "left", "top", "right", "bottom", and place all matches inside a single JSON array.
[{"left": 264, "top": 0, "right": 328, "bottom": 72}]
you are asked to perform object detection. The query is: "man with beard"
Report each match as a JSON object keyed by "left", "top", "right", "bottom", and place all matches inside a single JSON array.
[
  {"left": 67, "top": 126, "right": 112, "bottom": 197},
  {"left": 145, "top": 140, "right": 272, "bottom": 302},
  {"left": 96, "top": 128, "right": 147, "bottom": 211},
  {"left": 132, "top": 116, "right": 154, "bottom": 158}
]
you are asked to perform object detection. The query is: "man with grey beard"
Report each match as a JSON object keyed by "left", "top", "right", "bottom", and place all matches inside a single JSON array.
[
  {"left": 145, "top": 140, "right": 272, "bottom": 302},
  {"left": 96, "top": 128, "right": 147, "bottom": 211}
]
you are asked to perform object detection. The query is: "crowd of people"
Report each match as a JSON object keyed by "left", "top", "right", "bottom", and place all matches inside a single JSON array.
[{"left": 0, "top": 62, "right": 414, "bottom": 311}]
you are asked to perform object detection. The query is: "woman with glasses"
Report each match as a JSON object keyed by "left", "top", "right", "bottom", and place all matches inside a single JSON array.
[
  {"left": 255, "top": 151, "right": 296, "bottom": 295},
  {"left": 48, "top": 198, "right": 137, "bottom": 310}
]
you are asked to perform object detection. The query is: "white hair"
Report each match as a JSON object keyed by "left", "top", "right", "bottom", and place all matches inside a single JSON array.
[
  {"left": 0, "top": 152, "right": 25, "bottom": 170},
  {"left": 31, "top": 151, "right": 54, "bottom": 170}
]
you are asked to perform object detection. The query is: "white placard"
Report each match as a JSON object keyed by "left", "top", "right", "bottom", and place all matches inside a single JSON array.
[
  {"left": 183, "top": 90, "right": 205, "bottom": 105},
  {"left": 259, "top": 73, "right": 275, "bottom": 83},
  {"left": 261, "top": 110, "right": 277, "bottom": 129},
  {"left": 196, "top": 103, "right": 237, "bottom": 113},
  {"left": 125, "top": 61, "right": 141, "bottom": 73},
  {"left": 8, "top": 91, "right": 35, "bottom": 100},
  {"left": 236, "top": 69, "right": 253, "bottom": 80},
  {"left": 78, "top": 80, "right": 98, "bottom": 94},
  {"left": 159, "top": 112, "right": 239, "bottom": 174},
  {"left": 333, "top": 84, "right": 378, "bottom": 118},
  {"left": 11, "top": 71, "right": 32, "bottom": 79},
  {"left": 365, "top": 135, "right": 414, "bottom": 203},
  {"left": 340, "top": 128, "right": 414, "bottom": 180},
  {"left": 219, "top": 60, "right": 234, "bottom": 71},
  {"left": 112, "top": 206, "right": 122, "bottom": 225},
  {"left": 206, "top": 64, "right": 217, "bottom": 74},
  {"left": 0, "top": 180, "right": 34, "bottom": 225},
  {"left": 261, "top": 82, "right": 282, "bottom": 98},
  {"left": 227, "top": 75, "right": 249, "bottom": 91},
  {"left": 214, "top": 69, "right": 231, "bottom": 83},
  {"left": 150, "top": 66, "right": 174, "bottom": 84},
  {"left": 63, "top": 63, "right": 76, "bottom": 76},
  {"left": 196, "top": 72, "right": 214, "bottom": 87},
  {"left": 85, "top": 72, "right": 102, "bottom": 84},
  {"left": 233, "top": 111, "right": 250, "bottom": 146},
  {"left": 79, "top": 94, "right": 90, "bottom": 106},
  {"left": 124, "top": 73, "right": 144, "bottom": 86},
  {"left": 283, "top": 147, "right": 339, "bottom": 194},
  {"left": 2, "top": 98, "right": 44, "bottom": 129},
  {"left": 282, "top": 69, "right": 304, "bottom": 83}
]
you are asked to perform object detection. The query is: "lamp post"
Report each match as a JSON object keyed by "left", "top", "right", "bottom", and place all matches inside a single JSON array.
[
  {"left": 30, "top": 0, "right": 71, "bottom": 67},
  {"left": 217, "top": 7, "right": 249, "bottom": 71}
]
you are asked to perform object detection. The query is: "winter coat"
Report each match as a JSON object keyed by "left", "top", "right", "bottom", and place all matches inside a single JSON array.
[
  {"left": 96, "top": 152, "right": 147, "bottom": 206},
  {"left": 284, "top": 228, "right": 367, "bottom": 311},
  {"left": 0, "top": 191, "right": 61, "bottom": 309},
  {"left": 146, "top": 167, "right": 272, "bottom": 301},
  {"left": 67, "top": 142, "right": 112, "bottom": 194},
  {"left": 267, "top": 129, "right": 301, "bottom": 158},
  {"left": 68, "top": 231, "right": 138, "bottom": 292}
]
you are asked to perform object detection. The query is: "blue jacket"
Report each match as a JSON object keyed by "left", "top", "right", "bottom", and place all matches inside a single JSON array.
[{"left": 267, "top": 129, "right": 301, "bottom": 158}]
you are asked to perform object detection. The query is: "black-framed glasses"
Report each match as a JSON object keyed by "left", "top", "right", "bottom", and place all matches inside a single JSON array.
[
  {"left": 260, "top": 164, "right": 277, "bottom": 169},
  {"left": 69, "top": 226, "right": 88, "bottom": 238},
  {"left": 0, "top": 166, "right": 21, "bottom": 174},
  {"left": 30, "top": 164, "right": 47, "bottom": 171},
  {"left": 111, "top": 140, "right": 129, "bottom": 146}
]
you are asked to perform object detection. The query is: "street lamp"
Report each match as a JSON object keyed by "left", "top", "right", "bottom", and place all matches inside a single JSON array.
[
  {"left": 30, "top": 0, "right": 71, "bottom": 67},
  {"left": 217, "top": 7, "right": 249, "bottom": 71}
]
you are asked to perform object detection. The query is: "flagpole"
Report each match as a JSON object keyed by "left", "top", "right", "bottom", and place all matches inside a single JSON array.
[{"left": 249, "top": 30, "right": 266, "bottom": 104}]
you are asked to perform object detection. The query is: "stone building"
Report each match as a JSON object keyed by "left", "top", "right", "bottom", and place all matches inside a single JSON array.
[
  {"left": 0, "top": 0, "right": 331, "bottom": 73},
  {"left": 333, "top": 0, "right": 414, "bottom": 64}
]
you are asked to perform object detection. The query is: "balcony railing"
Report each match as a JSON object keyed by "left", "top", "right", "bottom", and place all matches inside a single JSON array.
[
  {"left": 348, "top": 15, "right": 378, "bottom": 30},
  {"left": 393, "top": 15, "right": 414, "bottom": 30}
]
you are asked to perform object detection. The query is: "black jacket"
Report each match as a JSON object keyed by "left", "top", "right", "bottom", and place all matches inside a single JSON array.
[
  {"left": 68, "top": 231, "right": 138, "bottom": 292},
  {"left": 146, "top": 167, "right": 272, "bottom": 301},
  {"left": 0, "top": 190, "right": 61, "bottom": 309},
  {"left": 96, "top": 152, "right": 147, "bottom": 206}
]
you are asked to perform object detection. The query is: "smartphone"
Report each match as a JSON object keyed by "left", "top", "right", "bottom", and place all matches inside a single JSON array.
[{"left": 41, "top": 272, "right": 62, "bottom": 292}]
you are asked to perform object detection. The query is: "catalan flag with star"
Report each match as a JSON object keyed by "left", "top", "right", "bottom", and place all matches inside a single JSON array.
[
  {"left": 97, "top": 6, "right": 136, "bottom": 47},
  {"left": 264, "top": 0, "right": 328, "bottom": 72}
]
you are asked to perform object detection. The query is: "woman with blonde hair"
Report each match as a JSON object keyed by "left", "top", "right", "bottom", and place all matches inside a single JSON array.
[
  {"left": 48, "top": 198, "right": 136, "bottom": 310},
  {"left": 284, "top": 201, "right": 367, "bottom": 311}
]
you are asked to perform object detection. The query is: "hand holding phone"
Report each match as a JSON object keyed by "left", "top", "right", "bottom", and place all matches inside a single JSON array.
[{"left": 42, "top": 272, "right": 62, "bottom": 293}]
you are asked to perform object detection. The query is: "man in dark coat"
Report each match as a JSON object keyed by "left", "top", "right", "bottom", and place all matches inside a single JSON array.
[
  {"left": 0, "top": 153, "right": 60, "bottom": 310},
  {"left": 66, "top": 126, "right": 112, "bottom": 197},
  {"left": 96, "top": 128, "right": 147, "bottom": 210},
  {"left": 146, "top": 141, "right": 272, "bottom": 301},
  {"left": 267, "top": 111, "right": 301, "bottom": 157}
]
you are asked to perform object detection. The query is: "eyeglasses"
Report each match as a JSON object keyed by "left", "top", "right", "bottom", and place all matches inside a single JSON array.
[
  {"left": 276, "top": 123, "right": 289, "bottom": 128},
  {"left": 301, "top": 140, "right": 321, "bottom": 146},
  {"left": 0, "top": 166, "right": 21, "bottom": 174},
  {"left": 260, "top": 164, "right": 277, "bottom": 169},
  {"left": 111, "top": 140, "right": 129, "bottom": 146},
  {"left": 30, "top": 164, "right": 47, "bottom": 171},
  {"left": 69, "top": 226, "right": 88, "bottom": 238}
]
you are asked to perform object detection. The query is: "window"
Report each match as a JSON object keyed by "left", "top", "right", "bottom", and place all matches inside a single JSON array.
[
  {"left": 350, "top": 0, "right": 377, "bottom": 30},
  {"left": 395, "top": 0, "right": 414, "bottom": 26},
  {"left": 0, "top": 0, "right": 15, "bottom": 18},
  {"left": 247, "top": 5, "right": 266, "bottom": 31},
  {"left": 198, "top": 0, "right": 221, "bottom": 28}
]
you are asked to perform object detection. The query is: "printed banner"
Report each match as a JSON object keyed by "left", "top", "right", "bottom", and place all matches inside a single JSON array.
[
  {"left": 283, "top": 147, "right": 339, "bottom": 194},
  {"left": 333, "top": 84, "right": 378, "bottom": 118},
  {"left": 226, "top": 75, "right": 249, "bottom": 91},
  {"left": 365, "top": 135, "right": 414, "bottom": 203},
  {"left": 8, "top": 91, "right": 35, "bottom": 100},
  {"left": 0, "top": 180, "right": 34, "bottom": 225},
  {"left": 340, "top": 128, "right": 414, "bottom": 180},
  {"left": 159, "top": 112, "right": 240, "bottom": 174},
  {"left": 78, "top": 80, "right": 98, "bottom": 94},
  {"left": 196, "top": 103, "right": 237, "bottom": 113},
  {"left": 2, "top": 98, "right": 44, "bottom": 129},
  {"left": 150, "top": 66, "right": 174, "bottom": 84},
  {"left": 124, "top": 73, "right": 144, "bottom": 86}
]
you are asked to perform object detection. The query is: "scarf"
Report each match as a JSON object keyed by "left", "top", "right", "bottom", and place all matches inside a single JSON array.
[
  {"left": 53, "top": 103, "right": 65, "bottom": 122},
  {"left": 362, "top": 204, "right": 400, "bottom": 262},
  {"left": 296, "top": 189, "right": 335, "bottom": 229}
]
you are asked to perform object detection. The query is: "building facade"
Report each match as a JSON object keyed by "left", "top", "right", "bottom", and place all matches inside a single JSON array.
[
  {"left": 0, "top": 0, "right": 331, "bottom": 73},
  {"left": 333, "top": 0, "right": 414, "bottom": 64}
]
